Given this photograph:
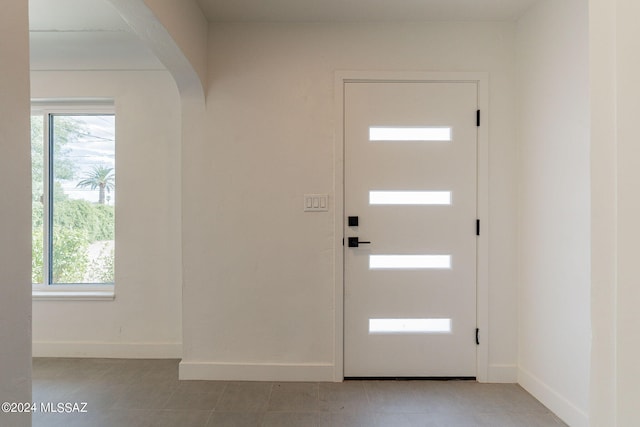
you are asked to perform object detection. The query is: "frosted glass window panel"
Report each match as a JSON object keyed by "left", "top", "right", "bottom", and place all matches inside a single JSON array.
[
  {"left": 369, "top": 126, "right": 452, "bottom": 141},
  {"left": 369, "top": 191, "right": 451, "bottom": 205},
  {"left": 369, "top": 255, "right": 451, "bottom": 269},
  {"left": 369, "top": 318, "right": 452, "bottom": 334}
]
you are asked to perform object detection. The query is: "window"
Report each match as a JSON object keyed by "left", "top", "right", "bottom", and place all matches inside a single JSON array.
[
  {"left": 369, "top": 318, "right": 452, "bottom": 334},
  {"left": 369, "top": 126, "right": 452, "bottom": 142},
  {"left": 369, "top": 191, "right": 452, "bottom": 205},
  {"left": 32, "top": 104, "right": 115, "bottom": 292},
  {"left": 369, "top": 255, "right": 452, "bottom": 270}
]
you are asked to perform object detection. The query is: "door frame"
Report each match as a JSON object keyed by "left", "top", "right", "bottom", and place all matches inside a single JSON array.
[{"left": 333, "top": 71, "right": 489, "bottom": 382}]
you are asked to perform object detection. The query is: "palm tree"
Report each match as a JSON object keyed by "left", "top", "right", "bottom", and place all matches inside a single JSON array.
[{"left": 76, "top": 166, "right": 115, "bottom": 204}]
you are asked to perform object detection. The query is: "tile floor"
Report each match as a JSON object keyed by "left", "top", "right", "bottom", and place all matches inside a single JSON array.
[{"left": 30, "top": 358, "right": 568, "bottom": 427}]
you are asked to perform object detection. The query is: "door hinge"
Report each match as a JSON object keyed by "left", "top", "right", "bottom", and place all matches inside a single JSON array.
[
  {"left": 476, "top": 110, "right": 480, "bottom": 127},
  {"left": 476, "top": 219, "right": 480, "bottom": 236},
  {"left": 476, "top": 328, "right": 480, "bottom": 345}
]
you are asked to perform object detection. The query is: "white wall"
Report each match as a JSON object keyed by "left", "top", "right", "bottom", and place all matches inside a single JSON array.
[
  {"left": 0, "top": 1, "right": 32, "bottom": 426},
  {"left": 181, "top": 21, "right": 520, "bottom": 381},
  {"left": 588, "top": 0, "right": 617, "bottom": 424},
  {"left": 142, "top": 0, "right": 208, "bottom": 90},
  {"left": 614, "top": 1, "right": 640, "bottom": 424},
  {"left": 589, "top": 2, "right": 640, "bottom": 424},
  {"left": 516, "top": 1, "right": 590, "bottom": 425},
  {"left": 31, "top": 70, "right": 183, "bottom": 358}
]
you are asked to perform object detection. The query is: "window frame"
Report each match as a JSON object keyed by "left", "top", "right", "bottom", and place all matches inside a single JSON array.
[{"left": 31, "top": 100, "right": 116, "bottom": 301}]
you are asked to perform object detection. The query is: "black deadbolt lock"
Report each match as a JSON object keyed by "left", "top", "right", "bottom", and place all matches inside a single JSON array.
[{"left": 348, "top": 216, "right": 359, "bottom": 227}]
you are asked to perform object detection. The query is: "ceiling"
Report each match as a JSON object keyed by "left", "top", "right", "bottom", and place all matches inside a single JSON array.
[
  {"left": 195, "top": 0, "right": 540, "bottom": 23},
  {"left": 29, "top": 0, "right": 539, "bottom": 71},
  {"left": 29, "top": 0, "right": 164, "bottom": 70}
]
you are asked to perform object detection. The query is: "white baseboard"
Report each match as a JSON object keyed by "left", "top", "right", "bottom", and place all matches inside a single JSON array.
[
  {"left": 179, "top": 361, "right": 335, "bottom": 382},
  {"left": 32, "top": 341, "right": 182, "bottom": 359},
  {"left": 487, "top": 364, "right": 518, "bottom": 383},
  {"left": 518, "top": 367, "right": 589, "bottom": 427}
]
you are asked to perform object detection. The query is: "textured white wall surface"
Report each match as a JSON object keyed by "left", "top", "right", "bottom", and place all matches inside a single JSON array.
[
  {"left": 180, "top": 21, "right": 519, "bottom": 381},
  {"left": 0, "top": 1, "right": 32, "bottom": 426},
  {"left": 614, "top": 1, "right": 640, "bottom": 425},
  {"left": 31, "top": 70, "right": 183, "bottom": 358},
  {"left": 517, "top": 0, "right": 590, "bottom": 425}
]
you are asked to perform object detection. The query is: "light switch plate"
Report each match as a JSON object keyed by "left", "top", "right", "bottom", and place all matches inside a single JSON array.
[{"left": 304, "top": 194, "right": 329, "bottom": 212}]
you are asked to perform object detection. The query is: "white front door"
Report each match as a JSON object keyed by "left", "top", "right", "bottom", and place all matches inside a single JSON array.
[{"left": 344, "top": 81, "right": 478, "bottom": 377}]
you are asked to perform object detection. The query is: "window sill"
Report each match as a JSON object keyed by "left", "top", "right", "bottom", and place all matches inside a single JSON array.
[{"left": 32, "top": 285, "right": 115, "bottom": 301}]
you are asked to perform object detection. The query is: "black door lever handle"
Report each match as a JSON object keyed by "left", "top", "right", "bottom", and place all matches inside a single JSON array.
[{"left": 348, "top": 237, "right": 371, "bottom": 248}]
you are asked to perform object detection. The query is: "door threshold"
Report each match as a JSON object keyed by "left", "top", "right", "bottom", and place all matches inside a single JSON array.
[{"left": 344, "top": 376, "right": 476, "bottom": 381}]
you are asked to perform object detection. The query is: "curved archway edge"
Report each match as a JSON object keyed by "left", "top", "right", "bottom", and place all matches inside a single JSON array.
[{"left": 107, "top": 0, "right": 207, "bottom": 365}]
